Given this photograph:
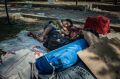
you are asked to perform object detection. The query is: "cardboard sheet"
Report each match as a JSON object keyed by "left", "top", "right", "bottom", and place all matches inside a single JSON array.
[{"left": 78, "top": 38, "right": 120, "bottom": 79}]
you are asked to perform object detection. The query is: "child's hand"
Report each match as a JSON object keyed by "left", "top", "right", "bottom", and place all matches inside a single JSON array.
[
  {"left": 61, "top": 29, "right": 69, "bottom": 35},
  {"left": 38, "top": 36, "right": 44, "bottom": 42}
]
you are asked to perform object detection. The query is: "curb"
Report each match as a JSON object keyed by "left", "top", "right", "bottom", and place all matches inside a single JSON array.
[
  {"left": 8, "top": 2, "right": 120, "bottom": 12},
  {"left": 9, "top": 2, "right": 86, "bottom": 11},
  {"left": 21, "top": 13, "right": 85, "bottom": 24},
  {"left": 92, "top": 4, "right": 120, "bottom": 12}
]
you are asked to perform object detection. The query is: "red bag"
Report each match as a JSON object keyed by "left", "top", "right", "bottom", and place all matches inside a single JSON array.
[{"left": 84, "top": 16, "right": 110, "bottom": 35}]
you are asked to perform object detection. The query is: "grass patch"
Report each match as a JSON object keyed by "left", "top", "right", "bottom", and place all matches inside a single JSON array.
[{"left": 0, "top": 16, "right": 54, "bottom": 41}]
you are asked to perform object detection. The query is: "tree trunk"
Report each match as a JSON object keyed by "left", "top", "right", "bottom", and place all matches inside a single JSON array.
[
  {"left": 114, "top": 0, "right": 118, "bottom": 5},
  {"left": 76, "top": 0, "right": 78, "bottom": 6},
  {"left": 5, "top": 0, "right": 10, "bottom": 24}
]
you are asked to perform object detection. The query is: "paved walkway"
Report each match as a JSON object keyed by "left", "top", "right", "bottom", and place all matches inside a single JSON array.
[
  {"left": 9, "top": 1, "right": 97, "bottom": 5},
  {"left": 0, "top": 1, "right": 120, "bottom": 29},
  {"left": 9, "top": 1, "right": 119, "bottom": 6}
]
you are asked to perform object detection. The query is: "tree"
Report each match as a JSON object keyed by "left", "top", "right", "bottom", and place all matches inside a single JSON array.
[
  {"left": 5, "top": 0, "right": 10, "bottom": 24},
  {"left": 76, "top": 0, "right": 78, "bottom": 6},
  {"left": 114, "top": 0, "right": 118, "bottom": 5}
]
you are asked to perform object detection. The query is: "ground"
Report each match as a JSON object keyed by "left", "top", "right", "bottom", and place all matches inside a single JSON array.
[
  {"left": 0, "top": 1, "right": 120, "bottom": 40},
  {"left": 0, "top": 1, "right": 120, "bottom": 79}
]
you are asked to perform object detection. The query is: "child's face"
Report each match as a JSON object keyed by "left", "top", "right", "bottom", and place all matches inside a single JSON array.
[{"left": 62, "top": 21, "right": 71, "bottom": 28}]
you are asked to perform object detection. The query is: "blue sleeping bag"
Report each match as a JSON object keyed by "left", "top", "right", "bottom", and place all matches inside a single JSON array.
[{"left": 36, "top": 39, "right": 88, "bottom": 74}]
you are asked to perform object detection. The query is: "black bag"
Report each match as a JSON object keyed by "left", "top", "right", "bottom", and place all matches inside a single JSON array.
[{"left": 43, "top": 31, "right": 70, "bottom": 51}]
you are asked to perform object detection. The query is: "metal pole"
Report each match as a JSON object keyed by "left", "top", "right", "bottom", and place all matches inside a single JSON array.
[{"left": 5, "top": 0, "right": 10, "bottom": 24}]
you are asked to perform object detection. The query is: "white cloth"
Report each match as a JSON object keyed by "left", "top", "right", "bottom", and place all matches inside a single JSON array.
[{"left": 0, "top": 30, "right": 47, "bottom": 79}]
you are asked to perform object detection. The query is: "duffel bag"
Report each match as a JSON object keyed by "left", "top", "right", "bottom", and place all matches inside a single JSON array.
[{"left": 36, "top": 39, "right": 88, "bottom": 74}]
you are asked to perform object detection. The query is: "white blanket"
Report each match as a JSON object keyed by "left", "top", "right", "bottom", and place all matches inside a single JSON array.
[{"left": 0, "top": 30, "right": 47, "bottom": 79}]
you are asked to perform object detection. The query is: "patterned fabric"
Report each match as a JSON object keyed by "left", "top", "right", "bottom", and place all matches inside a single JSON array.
[{"left": 50, "top": 20, "right": 62, "bottom": 32}]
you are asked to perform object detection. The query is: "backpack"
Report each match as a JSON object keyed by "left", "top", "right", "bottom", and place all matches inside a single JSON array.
[
  {"left": 36, "top": 39, "right": 88, "bottom": 74},
  {"left": 84, "top": 16, "right": 110, "bottom": 35}
]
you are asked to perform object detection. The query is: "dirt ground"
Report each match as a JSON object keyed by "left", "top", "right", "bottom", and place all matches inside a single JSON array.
[
  {"left": 0, "top": 2, "right": 120, "bottom": 79},
  {"left": 0, "top": 2, "right": 120, "bottom": 40}
]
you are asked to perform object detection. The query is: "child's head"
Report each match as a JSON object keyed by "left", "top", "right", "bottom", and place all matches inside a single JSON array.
[{"left": 62, "top": 19, "right": 73, "bottom": 29}]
